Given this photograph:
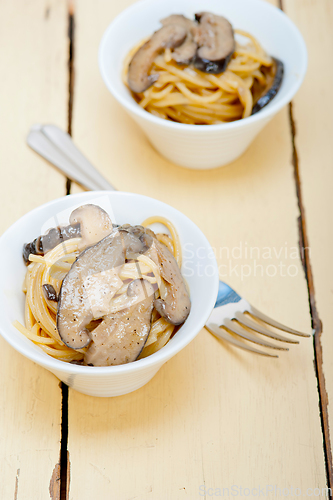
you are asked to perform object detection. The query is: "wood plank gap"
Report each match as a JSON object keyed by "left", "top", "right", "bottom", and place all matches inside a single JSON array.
[
  {"left": 66, "top": 0, "right": 75, "bottom": 194},
  {"left": 288, "top": 99, "right": 333, "bottom": 490},
  {"left": 14, "top": 469, "right": 19, "bottom": 500},
  {"left": 66, "top": 177, "right": 71, "bottom": 196},
  {"left": 60, "top": 382, "right": 69, "bottom": 500},
  {"left": 59, "top": 1, "right": 76, "bottom": 498}
]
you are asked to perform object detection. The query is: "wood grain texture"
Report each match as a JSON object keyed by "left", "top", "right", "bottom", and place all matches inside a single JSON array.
[
  {"left": 0, "top": 0, "right": 68, "bottom": 498},
  {"left": 67, "top": 1, "right": 328, "bottom": 498},
  {"left": 282, "top": 0, "right": 333, "bottom": 484}
]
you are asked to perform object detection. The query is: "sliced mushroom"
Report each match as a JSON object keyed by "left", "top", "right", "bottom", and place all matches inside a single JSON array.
[
  {"left": 119, "top": 226, "right": 151, "bottom": 259},
  {"left": 83, "top": 268, "right": 123, "bottom": 319},
  {"left": 23, "top": 204, "right": 114, "bottom": 263},
  {"left": 161, "top": 15, "right": 198, "bottom": 64},
  {"left": 119, "top": 224, "right": 190, "bottom": 325},
  {"left": 69, "top": 204, "right": 113, "bottom": 250},
  {"left": 57, "top": 228, "right": 148, "bottom": 349},
  {"left": 193, "top": 12, "right": 235, "bottom": 74},
  {"left": 43, "top": 284, "right": 58, "bottom": 302},
  {"left": 251, "top": 58, "right": 284, "bottom": 115},
  {"left": 84, "top": 279, "right": 155, "bottom": 366},
  {"left": 128, "top": 24, "right": 187, "bottom": 93},
  {"left": 146, "top": 238, "right": 191, "bottom": 325},
  {"left": 121, "top": 224, "right": 155, "bottom": 257},
  {"left": 23, "top": 223, "right": 80, "bottom": 263}
]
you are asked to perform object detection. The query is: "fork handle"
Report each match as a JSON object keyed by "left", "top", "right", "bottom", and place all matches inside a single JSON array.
[
  {"left": 27, "top": 124, "right": 115, "bottom": 192},
  {"left": 215, "top": 281, "right": 241, "bottom": 308}
]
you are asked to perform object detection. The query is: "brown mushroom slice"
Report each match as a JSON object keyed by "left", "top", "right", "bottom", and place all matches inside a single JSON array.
[
  {"left": 119, "top": 226, "right": 151, "bottom": 258},
  {"left": 193, "top": 12, "right": 235, "bottom": 74},
  {"left": 84, "top": 279, "right": 155, "bottom": 366},
  {"left": 161, "top": 15, "right": 198, "bottom": 64},
  {"left": 146, "top": 239, "right": 191, "bottom": 325},
  {"left": 83, "top": 268, "right": 123, "bottom": 319},
  {"left": 251, "top": 58, "right": 284, "bottom": 115},
  {"left": 57, "top": 228, "right": 148, "bottom": 349},
  {"left": 23, "top": 223, "right": 80, "bottom": 263},
  {"left": 43, "top": 284, "right": 58, "bottom": 302},
  {"left": 122, "top": 225, "right": 190, "bottom": 325},
  {"left": 57, "top": 230, "right": 127, "bottom": 349},
  {"left": 69, "top": 204, "right": 113, "bottom": 250},
  {"left": 120, "top": 224, "right": 155, "bottom": 258},
  {"left": 128, "top": 24, "right": 187, "bottom": 93},
  {"left": 22, "top": 204, "right": 113, "bottom": 263}
]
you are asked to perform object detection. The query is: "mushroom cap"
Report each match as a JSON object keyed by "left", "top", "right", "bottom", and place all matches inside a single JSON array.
[
  {"left": 69, "top": 204, "right": 113, "bottom": 250},
  {"left": 128, "top": 24, "right": 187, "bottom": 93},
  {"left": 161, "top": 14, "right": 196, "bottom": 31},
  {"left": 172, "top": 36, "right": 198, "bottom": 65},
  {"left": 146, "top": 238, "right": 191, "bottom": 325},
  {"left": 251, "top": 58, "right": 284, "bottom": 115},
  {"left": 161, "top": 15, "right": 198, "bottom": 64},
  {"left": 193, "top": 12, "right": 235, "bottom": 74}
]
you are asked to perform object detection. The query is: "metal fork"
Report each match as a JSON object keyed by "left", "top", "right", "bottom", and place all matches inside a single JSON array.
[
  {"left": 27, "top": 124, "right": 311, "bottom": 358},
  {"left": 206, "top": 281, "right": 310, "bottom": 357}
]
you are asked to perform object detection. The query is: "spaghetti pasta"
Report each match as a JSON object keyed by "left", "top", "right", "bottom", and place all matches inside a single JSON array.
[
  {"left": 16, "top": 218, "right": 183, "bottom": 364},
  {"left": 124, "top": 29, "right": 276, "bottom": 124}
]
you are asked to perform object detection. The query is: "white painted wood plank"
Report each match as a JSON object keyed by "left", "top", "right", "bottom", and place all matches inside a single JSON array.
[{"left": 0, "top": 1, "right": 68, "bottom": 498}]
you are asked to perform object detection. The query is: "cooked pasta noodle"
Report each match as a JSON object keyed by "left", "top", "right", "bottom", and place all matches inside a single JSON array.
[
  {"left": 15, "top": 219, "right": 181, "bottom": 364},
  {"left": 123, "top": 29, "right": 274, "bottom": 124}
]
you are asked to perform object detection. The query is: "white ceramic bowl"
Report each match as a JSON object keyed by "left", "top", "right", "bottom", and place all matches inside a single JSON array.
[
  {"left": 99, "top": 0, "right": 307, "bottom": 169},
  {"left": 0, "top": 191, "right": 218, "bottom": 397}
]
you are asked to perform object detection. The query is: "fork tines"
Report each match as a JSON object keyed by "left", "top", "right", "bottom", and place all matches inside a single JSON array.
[{"left": 206, "top": 302, "right": 311, "bottom": 358}]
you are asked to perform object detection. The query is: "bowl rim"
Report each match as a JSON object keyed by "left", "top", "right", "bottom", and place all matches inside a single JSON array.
[
  {"left": 98, "top": 0, "right": 308, "bottom": 132},
  {"left": 0, "top": 191, "right": 219, "bottom": 375}
]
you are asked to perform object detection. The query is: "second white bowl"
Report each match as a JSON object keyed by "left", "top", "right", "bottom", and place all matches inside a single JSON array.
[{"left": 99, "top": 0, "right": 307, "bottom": 169}]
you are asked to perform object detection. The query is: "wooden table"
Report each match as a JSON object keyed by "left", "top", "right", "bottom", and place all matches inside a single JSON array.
[{"left": 0, "top": 1, "right": 332, "bottom": 498}]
